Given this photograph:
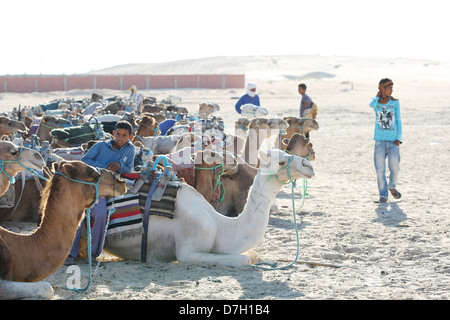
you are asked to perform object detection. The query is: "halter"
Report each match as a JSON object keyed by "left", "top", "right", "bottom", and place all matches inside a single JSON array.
[
  {"left": 194, "top": 162, "right": 226, "bottom": 202},
  {"left": 0, "top": 147, "right": 46, "bottom": 184}
]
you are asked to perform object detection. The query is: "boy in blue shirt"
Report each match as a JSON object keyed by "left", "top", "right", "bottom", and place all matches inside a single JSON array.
[
  {"left": 65, "top": 121, "right": 135, "bottom": 264},
  {"left": 369, "top": 78, "right": 402, "bottom": 203},
  {"left": 235, "top": 83, "right": 260, "bottom": 114}
]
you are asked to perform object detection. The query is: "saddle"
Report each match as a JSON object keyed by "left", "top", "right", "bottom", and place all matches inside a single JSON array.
[{"left": 105, "top": 170, "right": 181, "bottom": 262}]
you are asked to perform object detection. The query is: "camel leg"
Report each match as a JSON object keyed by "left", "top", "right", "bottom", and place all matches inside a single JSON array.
[
  {"left": 0, "top": 280, "right": 53, "bottom": 300},
  {"left": 177, "top": 251, "right": 252, "bottom": 268}
]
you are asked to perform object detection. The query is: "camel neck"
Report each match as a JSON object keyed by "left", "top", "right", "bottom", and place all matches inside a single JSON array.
[{"left": 1, "top": 180, "right": 86, "bottom": 282}]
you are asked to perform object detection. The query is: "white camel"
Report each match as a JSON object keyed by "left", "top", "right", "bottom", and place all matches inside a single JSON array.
[
  {"left": 240, "top": 104, "right": 269, "bottom": 119},
  {"left": 103, "top": 149, "right": 314, "bottom": 267}
]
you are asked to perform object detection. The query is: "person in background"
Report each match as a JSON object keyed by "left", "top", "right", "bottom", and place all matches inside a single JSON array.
[
  {"left": 298, "top": 83, "right": 313, "bottom": 118},
  {"left": 235, "top": 82, "right": 260, "bottom": 114},
  {"left": 369, "top": 78, "right": 403, "bottom": 203},
  {"left": 128, "top": 85, "right": 143, "bottom": 112},
  {"left": 65, "top": 120, "right": 135, "bottom": 265}
]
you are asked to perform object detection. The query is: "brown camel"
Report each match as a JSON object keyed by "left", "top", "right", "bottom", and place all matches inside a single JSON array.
[
  {"left": 198, "top": 102, "right": 220, "bottom": 120},
  {"left": 234, "top": 117, "right": 251, "bottom": 140},
  {"left": 0, "top": 160, "right": 127, "bottom": 299},
  {"left": 243, "top": 118, "right": 288, "bottom": 167},
  {"left": 280, "top": 117, "right": 319, "bottom": 148},
  {"left": 193, "top": 150, "right": 238, "bottom": 204},
  {"left": 0, "top": 117, "right": 28, "bottom": 137},
  {"left": 0, "top": 141, "right": 46, "bottom": 196},
  {"left": 0, "top": 166, "right": 53, "bottom": 222},
  {"left": 196, "top": 133, "right": 315, "bottom": 217},
  {"left": 35, "top": 115, "right": 71, "bottom": 142},
  {"left": 132, "top": 115, "right": 160, "bottom": 144}
]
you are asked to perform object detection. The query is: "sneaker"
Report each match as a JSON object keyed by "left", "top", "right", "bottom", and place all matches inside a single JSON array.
[{"left": 64, "top": 255, "right": 77, "bottom": 266}]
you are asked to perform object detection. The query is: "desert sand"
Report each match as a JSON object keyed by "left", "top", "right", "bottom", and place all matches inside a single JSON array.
[{"left": 1, "top": 55, "right": 450, "bottom": 301}]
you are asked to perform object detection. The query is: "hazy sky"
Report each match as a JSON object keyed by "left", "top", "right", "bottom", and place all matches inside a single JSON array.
[{"left": 2, "top": 0, "right": 448, "bottom": 74}]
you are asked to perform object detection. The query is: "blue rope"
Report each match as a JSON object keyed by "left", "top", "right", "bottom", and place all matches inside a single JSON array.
[
  {"left": 56, "top": 169, "right": 101, "bottom": 292},
  {"left": 252, "top": 156, "right": 308, "bottom": 271}
]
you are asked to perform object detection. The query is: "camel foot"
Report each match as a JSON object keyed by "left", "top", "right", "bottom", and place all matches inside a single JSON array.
[{"left": 244, "top": 249, "right": 259, "bottom": 264}]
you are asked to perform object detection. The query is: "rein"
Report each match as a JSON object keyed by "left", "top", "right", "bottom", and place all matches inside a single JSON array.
[
  {"left": 56, "top": 168, "right": 102, "bottom": 292},
  {"left": 0, "top": 147, "right": 47, "bottom": 184},
  {"left": 194, "top": 162, "right": 226, "bottom": 202},
  {"left": 253, "top": 155, "right": 308, "bottom": 270}
]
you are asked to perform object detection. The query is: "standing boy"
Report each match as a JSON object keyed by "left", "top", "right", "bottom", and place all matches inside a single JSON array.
[{"left": 369, "top": 78, "right": 402, "bottom": 203}]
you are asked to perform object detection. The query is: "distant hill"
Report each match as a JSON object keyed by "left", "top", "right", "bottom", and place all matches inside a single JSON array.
[{"left": 87, "top": 55, "right": 446, "bottom": 82}]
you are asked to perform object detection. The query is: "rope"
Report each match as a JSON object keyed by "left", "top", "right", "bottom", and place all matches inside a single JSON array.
[
  {"left": 57, "top": 169, "right": 102, "bottom": 292},
  {"left": 252, "top": 155, "right": 306, "bottom": 270},
  {"left": 194, "top": 162, "right": 226, "bottom": 202}
]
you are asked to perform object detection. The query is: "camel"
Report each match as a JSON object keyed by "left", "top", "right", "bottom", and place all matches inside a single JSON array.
[
  {"left": 198, "top": 102, "right": 220, "bottom": 119},
  {"left": 281, "top": 117, "right": 319, "bottom": 145},
  {"left": 132, "top": 115, "right": 160, "bottom": 144},
  {"left": 193, "top": 150, "right": 238, "bottom": 203},
  {"left": 203, "top": 133, "right": 316, "bottom": 217},
  {"left": 240, "top": 104, "right": 269, "bottom": 119},
  {"left": 142, "top": 104, "right": 165, "bottom": 114},
  {"left": 0, "top": 166, "right": 53, "bottom": 222},
  {"left": 0, "top": 141, "right": 46, "bottom": 196},
  {"left": 35, "top": 115, "right": 72, "bottom": 142},
  {"left": 103, "top": 149, "right": 314, "bottom": 267},
  {"left": 281, "top": 133, "right": 316, "bottom": 160},
  {"left": 0, "top": 116, "right": 28, "bottom": 137},
  {"left": 0, "top": 160, "right": 127, "bottom": 300},
  {"left": 243, "top": 118, "right": 288, "bottom": 167},
  {"left": 234, "top": 117, "right": 251, "bottom": 140}
]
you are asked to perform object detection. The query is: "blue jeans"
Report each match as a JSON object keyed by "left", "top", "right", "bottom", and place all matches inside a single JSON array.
[
  {"left": 69, "top": 197, "right": 107, "bottom": 258},
  {"left": 374, "top": 141, "right": 400, "bottom": 199}
]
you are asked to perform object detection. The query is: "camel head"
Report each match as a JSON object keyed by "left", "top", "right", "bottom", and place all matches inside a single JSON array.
[
  {"left": 134, "top": 114, "right": 160, "bottom": 139},
  {"left": 198, "top": 102, "right": 220, "bottom": 119},
  {"left": 283, "top": 117, "right": 320, "bottom": 134},
  {"left": 240, "top": 104, "right": 269, "bottom": 118},
  {"left": 235, "top": 117, "right": 250, "bottom": 131},
  {"left": 51, "top": 161, "right": 127, "bottom": 203},
  {"left": 268, "top": 118, "right": 288, "bottom": 131},
  {"left": 0, "top": 141, "right": 45, "bottom": 176},
  {"left": 282, "top": 133, "right": 316, "bottom": 160},
  {"left": 0, "top": 116, "right": 28, "bottom": 136},
  {"left": 193, "top": 150, "right": 238, "bottom": 202},
  {"left": 258, "top": 149, "right": 315, "bottom": 182}
]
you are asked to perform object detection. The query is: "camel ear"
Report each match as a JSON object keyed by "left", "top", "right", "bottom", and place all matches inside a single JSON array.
[
  {"left": 51, "top": 161, "right": 60, "bottom": 173},
  {"left": 136, "top": 119, "right": 141, "bottom": 125},
  {"left": 282, "top": 138, "right": 289, "bottom": 146},
  {"left": 61, "top": 162, "right": 77, "bottom": 178},
  {"left": 258, "top": 149, "right": 271, "bottom": 165}
]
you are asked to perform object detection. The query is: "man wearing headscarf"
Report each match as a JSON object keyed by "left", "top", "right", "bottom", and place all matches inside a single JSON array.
[
  {"left": 128, "top": 85, "right": 143, "bottom": 112},
  {"left": 235, "top": 82, "right": 260, "bottom": 114},
  {"left": 369, "top": 78, "right": 403, "bottom": 203}
]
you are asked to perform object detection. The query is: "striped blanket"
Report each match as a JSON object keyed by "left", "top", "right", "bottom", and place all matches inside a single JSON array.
[
  {"left": 138, "top": 179, "right": 180, "bottom": 219},
  {"left": 105, "top": 175, "right": 180, "bottom": 240},
  {"left": 106, "top": 193, "right": 142, "bottom": 238}
]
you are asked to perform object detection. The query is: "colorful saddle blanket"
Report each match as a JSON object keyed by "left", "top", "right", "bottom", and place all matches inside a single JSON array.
[{"left": 105, "top": 173, "right": 180, "bottom": 239}]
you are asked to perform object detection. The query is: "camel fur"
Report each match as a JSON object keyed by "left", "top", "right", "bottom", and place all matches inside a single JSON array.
[
  {"left": 0, "top": 160, "right": 126, "bottom": 299},
  {"left": 0, "top": 141, "right": 46, "bottom": 196},
  {"left": 0, "top": 117, "right": 28, "bottom": 137},
  {"left": 281, "top": 117, "right": 319, "bottom": 145}
]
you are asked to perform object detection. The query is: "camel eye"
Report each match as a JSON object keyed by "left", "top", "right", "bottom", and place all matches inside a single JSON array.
[
  {"left": 279, "top": 161, "right": 287, "bottom": 167},
  {"left": 10, "top": 150, "right": 18, "bottom": 156}
]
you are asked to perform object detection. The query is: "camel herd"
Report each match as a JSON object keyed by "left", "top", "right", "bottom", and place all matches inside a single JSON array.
[{"left": 0, "top": 93, "right": 319, "bottom": 299}]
